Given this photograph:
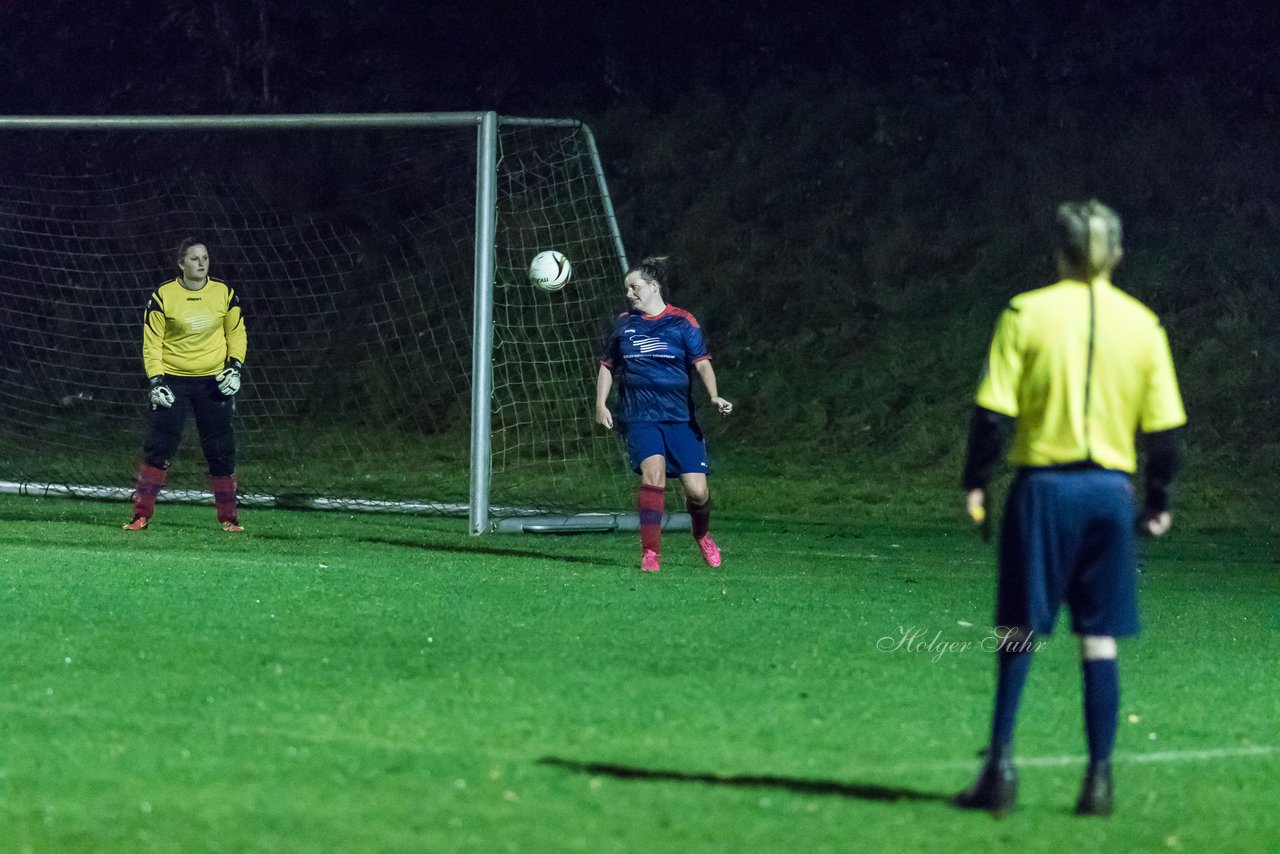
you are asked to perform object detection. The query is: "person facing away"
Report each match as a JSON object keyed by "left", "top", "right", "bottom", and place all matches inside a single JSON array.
[
  {"left": 595, "top": 256, "right": 733, "bottom": 573},
  {"left": 956, "top": 200, "right": 1186, "bottom": 816},
  {"left": 124, "top": 239, "right": 247, "bottom": 532}
]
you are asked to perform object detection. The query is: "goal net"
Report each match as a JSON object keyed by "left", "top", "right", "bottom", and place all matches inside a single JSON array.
[{"left": 0, "top": 113, "right": 640, "bottom": 532}]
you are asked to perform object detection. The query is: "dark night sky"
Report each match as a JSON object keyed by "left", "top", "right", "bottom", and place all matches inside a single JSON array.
[{"left": 1, "top": 1, "right": 1277, "bottom": 117}]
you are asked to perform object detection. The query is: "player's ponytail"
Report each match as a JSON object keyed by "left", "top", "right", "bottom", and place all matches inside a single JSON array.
[
  {"left": 629, "top": 255, "right": 673, "bottom": 293},
  {"left": 1054, "top": 200, "right": 1122, "bottom": 280}
]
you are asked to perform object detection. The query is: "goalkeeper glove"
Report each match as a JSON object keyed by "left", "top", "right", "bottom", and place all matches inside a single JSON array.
[
  {"left": 216, "top": 359, "right": 242, "bottom": 396},
  {"left": 148, "top": 376, "right": 175, "bottom": 409}
]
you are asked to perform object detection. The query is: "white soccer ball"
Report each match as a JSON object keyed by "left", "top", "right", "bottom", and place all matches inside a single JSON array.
[{"left": 529, "top": 250, "right": 571, "bottom": 291}]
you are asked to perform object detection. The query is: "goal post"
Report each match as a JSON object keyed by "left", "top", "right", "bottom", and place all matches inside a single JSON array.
[
  {"left": 471, "top": 110, "right": 499, "bottom": 534},
  {"left": 0, "top": 111, "right": 686, "bottom": 534}
]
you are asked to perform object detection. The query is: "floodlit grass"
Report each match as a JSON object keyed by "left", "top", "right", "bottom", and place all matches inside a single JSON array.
[{"left": 0, "top": 492, "right": 1276, "bottom": 852}]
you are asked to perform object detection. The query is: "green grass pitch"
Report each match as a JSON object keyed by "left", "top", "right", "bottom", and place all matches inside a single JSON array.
[{"left": 0, "top": 493, "right": 1275, "bottom": 852}]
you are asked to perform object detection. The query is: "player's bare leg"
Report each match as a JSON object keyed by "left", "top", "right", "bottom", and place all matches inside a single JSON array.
[
  {"left": 680, "top": 472, "right": 720, "bottom": 568},
  {"left": 637, "top": 456, "right": 666, "bottom": 572},
  {"left": 1076, "top": 635, "right": 1118, "bottom": 816}
]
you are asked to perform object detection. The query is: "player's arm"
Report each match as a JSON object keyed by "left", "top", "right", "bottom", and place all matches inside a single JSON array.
[
  {"left": 142, "top": 292, "right": 175, "bottom": 409},
  {"left": 223, "top": 288, "right": 247, "bottom": 365},
  {"left": 217, "top": 288, "right": 247, "bottom": 396},
  {"left": 1139, "top": 427, "right": 1183, "bottom": 536},
  {"left": 693, "top": 359, "right": 732, "bottom": 415},
  {"left": 962, "top": 406, "right": 1015, "bottom": 531},
  {"left": 142, "top": 292, "right": 167, "bottom": 379},
  {"left": 595, "top": 363, "right": 614, "bottom": 429},
  {"left": 1137, "top": 323, "right": 1187, "bottom": 536},
  {"left": 963, "top": 305, "right": 1022, "bottom": 529},
  {"left": 682, "top": 320, "right": 731, "bottom": 415}
]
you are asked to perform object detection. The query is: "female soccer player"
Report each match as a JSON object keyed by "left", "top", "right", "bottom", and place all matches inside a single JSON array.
[
  {"left": 123, "top": 239, "right": 248, "bottom": 532},
  {"left": 595, "top": 256, "right": 733, "bottom": 572}
]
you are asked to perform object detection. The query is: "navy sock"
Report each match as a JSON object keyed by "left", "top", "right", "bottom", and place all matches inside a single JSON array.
[
  {"left": 1082, "top": 658, "right": 1120, "bottom": 763},
  {"left": 990, "top": 649, "right": 1033, "bottom": 752}
]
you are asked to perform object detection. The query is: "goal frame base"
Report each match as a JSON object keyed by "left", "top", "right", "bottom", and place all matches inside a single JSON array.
[
  {"left": 491, "top": 512, "right": 691, "bottom": 535},
  {"left": 0, "top": 480, "right": 682, "bottom": 534}
]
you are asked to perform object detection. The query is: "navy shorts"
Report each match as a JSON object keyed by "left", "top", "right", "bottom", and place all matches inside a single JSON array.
[
  {"left": 621, "top": 420, "right": 709, "bottom": 477},
  {"left": 997, "top": 467, "right": 1139, "bottom": 637}
]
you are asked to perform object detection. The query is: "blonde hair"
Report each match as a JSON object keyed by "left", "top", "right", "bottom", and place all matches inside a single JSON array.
[{"left": 1054, "top": 200, "right": 1122, "bottom": 280}]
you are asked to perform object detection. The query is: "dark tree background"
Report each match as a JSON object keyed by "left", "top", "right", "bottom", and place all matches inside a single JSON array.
[
  {"left": 2, "top": 0, "right": 1278, "bottom": 491},
  {"left": 3, "top": 1, "right": 1276, "bottom": 115}
]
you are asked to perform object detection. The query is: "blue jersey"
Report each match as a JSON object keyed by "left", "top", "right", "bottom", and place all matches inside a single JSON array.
[{"left": 600, "top": 305, "right": 711, "bottom": 424}]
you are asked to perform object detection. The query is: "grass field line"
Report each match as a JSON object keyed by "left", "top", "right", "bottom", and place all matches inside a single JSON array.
[
  {"left": 866, "top": 744, "right": 1278, "bottom": 774},
  {"left": 0, "top": 699, "right": 1272, "bottom": 773}
]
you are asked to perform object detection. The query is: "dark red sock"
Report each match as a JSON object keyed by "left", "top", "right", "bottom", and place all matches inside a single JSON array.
[
  {"left": 638, "top": 484, "right": 665, "bottom": 554},
  {"left": 133, "top": 463, "right": 166, "bottom": 518},
  {"left": 687, "top": 496, "right": 711, "bottom": 539},
  {"left": 211, "top": 474, "right": 238, "bottom": 523}
]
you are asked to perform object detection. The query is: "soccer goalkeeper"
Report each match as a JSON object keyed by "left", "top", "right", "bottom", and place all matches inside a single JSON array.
[
  {"left": 956, "top": 201, "right": 1186, "bottom": 816},
  {"left": 123, "top": 239, "right": 247, "bottom": 532}
]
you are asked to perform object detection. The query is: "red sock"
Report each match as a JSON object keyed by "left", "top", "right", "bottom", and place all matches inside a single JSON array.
[
  {"left": 687, "top": 496, "right": 711, "bottom": 539},
  {"left": 132, "top": 463, "right": 166, "bottom": 519},
  {"left": 211, "top": 474, "right": 238, "bottom": 523},
  {"left": 638, "top": 484, "right": 665, "bottom": 554}
]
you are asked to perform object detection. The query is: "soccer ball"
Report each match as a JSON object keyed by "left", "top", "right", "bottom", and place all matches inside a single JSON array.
[{"left": 528, "top": 250, "right": 571, "bottom": 291}]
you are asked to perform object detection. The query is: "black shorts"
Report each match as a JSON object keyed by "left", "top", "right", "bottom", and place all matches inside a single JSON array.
[{"left": 143, "top": 374, "right": 236, "bottom": 474}]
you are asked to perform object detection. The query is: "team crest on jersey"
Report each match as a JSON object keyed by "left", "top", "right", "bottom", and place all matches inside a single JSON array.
[{"left": 628, "top": 334, "right": 669, "bottom": 353}]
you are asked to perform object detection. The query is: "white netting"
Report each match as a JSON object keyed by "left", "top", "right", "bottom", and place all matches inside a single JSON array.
[{"left": 0, "top": 121, "right": 632, "bottom": 517}]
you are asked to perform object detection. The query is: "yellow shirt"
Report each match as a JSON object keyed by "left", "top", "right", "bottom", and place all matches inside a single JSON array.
[
  {"left": 976, "top": 277, "right": 1186, "bottom": 473},
  {"left": 142, "top": 278, "right": 247, "bottom": 378}
]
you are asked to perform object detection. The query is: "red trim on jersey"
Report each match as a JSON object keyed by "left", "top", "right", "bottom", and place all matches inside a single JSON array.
[
  {"left": 692, "top": 354, "right": 712, "bottom": 363},
  {"left": 643, "top": 304, "right": 701, "bottom": 328}
]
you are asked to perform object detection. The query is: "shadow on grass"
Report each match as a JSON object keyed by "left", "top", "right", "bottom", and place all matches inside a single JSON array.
[
  {"left": 539, "top": 757, "right": 949, "bottom": 804},
  {"left": 362, "top": 538, "right": 615, "bottom": 566}
]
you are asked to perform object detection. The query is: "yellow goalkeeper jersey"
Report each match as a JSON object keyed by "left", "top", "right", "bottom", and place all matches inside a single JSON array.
[
  {"left": 142, "top": 278, "right": 247, "bottom": 378},
  {"left": 976, "top": 277, "right": 1185, "bottom": 473}
]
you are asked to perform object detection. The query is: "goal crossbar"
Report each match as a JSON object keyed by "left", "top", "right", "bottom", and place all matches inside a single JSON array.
[{"left": 0, "top": 113, "right": 578, "bottom": 131}]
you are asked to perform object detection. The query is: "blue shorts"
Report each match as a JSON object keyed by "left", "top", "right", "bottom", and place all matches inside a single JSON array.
[
  {"left": 621, "top": 420, "right": 709, "bottom": 477},
  {"left": 997, "top": 467, "right": 1139, "bottom": 637}
]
